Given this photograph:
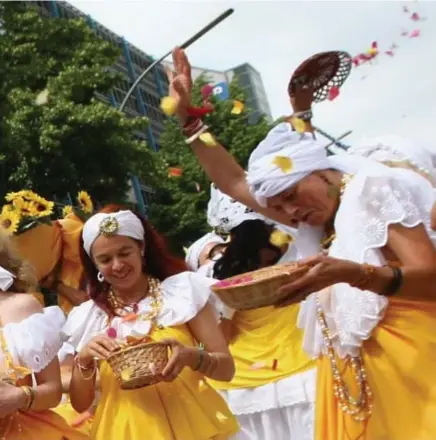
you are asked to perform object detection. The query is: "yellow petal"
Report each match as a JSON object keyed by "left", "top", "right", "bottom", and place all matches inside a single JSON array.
[
  {"left": 367, "top": 47, "right": 378, "bottom": 56},
  {"left": 231, "top": 100, "right": 244, "bottom": 115},
  {"left": 183, "top": 246, "right": 189, "bottom": 255},
  {"left": 199, "top": 132, "right": 218, "bottom": 147},
  {"left": 272, "top": 156, "right": 293, "bottom": 174},
  {"left": 290, "top": 116, "right": 306, "bottom": 134},
  {"left": 121, "top": 367, "right": 133, "bottom": 381},
  {"left": 35, "top": 89, "right": 49, "bottom": 106},
  {"left": 215, "top": 411, "right": 228, "bottom": 423},
  {"left": 160, "top": 96, "right": 178, "bottom": 116},
  {"left": 270, "top": 230, "right": 293, "bottom": 247}
]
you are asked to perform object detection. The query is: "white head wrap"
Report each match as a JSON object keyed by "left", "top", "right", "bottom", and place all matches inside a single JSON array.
[
  {"left": 185, "top": 232, "right": 224, "bottom": 271},
  {"left": 0, "top": 266, "right": 15, "bottom": 291},
  {"left": 247, "top": 123, "right": 331, "bottom": 206},
  {"left": 207, "top": 183, "right": 268, "bottom": 233},
  {"left": 82, "top": 210, "right": 144, "bottom": 256}
]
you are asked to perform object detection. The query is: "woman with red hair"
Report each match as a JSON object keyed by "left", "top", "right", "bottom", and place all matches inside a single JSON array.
[{"left": 62, "top": 206, "right": 238, "bottom": 440}]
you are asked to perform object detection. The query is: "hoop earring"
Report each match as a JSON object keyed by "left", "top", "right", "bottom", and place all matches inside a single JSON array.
[{"left": 97, "top": 272, "right": 105, "bottom": 283}]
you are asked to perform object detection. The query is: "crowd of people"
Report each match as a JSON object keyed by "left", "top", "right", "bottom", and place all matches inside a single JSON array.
[{"left": 0, "top": 46, "right": 435, "bottom": 440}]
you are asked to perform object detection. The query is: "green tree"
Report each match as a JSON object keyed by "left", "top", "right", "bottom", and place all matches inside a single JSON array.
[
  {"left": 0, "top": 2, "right": 157, "bottom": 203},
  {"left": 149, "top": 75, "right": 271, "bottom": 253}
]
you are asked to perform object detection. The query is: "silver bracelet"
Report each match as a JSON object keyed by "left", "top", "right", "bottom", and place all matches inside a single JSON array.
[{"left": 293, "top": 109, "right": 313, "bottom": 121}]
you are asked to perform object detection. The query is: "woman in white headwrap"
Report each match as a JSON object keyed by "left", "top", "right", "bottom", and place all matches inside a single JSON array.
[
  {"left": 165, "top": 47, "right": 436, "bottom": 440},
  {"left": 202, "top": 185, "right": 316, "bottom": 440},
  {"left": 62, "top": 205, "right": 238, "bottom": 440},
  {"left": 185, "top": 231, "right": 225, "bottom": 272}
]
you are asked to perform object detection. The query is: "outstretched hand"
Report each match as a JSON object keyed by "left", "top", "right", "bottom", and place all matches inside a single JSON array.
[
  {"left": 275, "top": 254, "right": 361, "bottom": 307},
  {"left": 165, "top": 47, "right": 193, "bottom": 124}
]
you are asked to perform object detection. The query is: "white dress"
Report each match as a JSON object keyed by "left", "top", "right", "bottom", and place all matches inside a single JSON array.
[{"left": 199, "top": 246, "right": 316, "bottom": 440}]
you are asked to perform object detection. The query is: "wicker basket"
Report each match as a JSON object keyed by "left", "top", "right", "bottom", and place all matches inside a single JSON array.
[
  {"left": 211, "top": 262, "right": 309, "bottom": 311},
  {"left": 106, "top": 342, "right": 169, "bottom": 390}
]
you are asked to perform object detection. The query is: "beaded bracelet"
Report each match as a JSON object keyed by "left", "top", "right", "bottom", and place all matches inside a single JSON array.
[
  {"left": 20, "top": 385, "right": 35, "bottom": 411},
  {"left": 351, "top": 263, "right": 375, "bottom": 290},
  {"left": 75, "top": 355, "right": 97, "bottom": 381},
  {"left": 383, "top": 266, "right": 403, "bottom": 296}
]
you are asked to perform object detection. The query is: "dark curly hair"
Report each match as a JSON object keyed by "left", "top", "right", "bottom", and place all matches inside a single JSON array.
[{"left": 212, "top": 219, "right": 282, "bottom": 280}]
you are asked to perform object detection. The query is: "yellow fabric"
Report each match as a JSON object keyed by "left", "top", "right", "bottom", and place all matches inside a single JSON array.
[
  {"left": 57, "top": 214, "right": 85, "bottom": 315},
  {"left": 210, "top": 304, "right": 315, "bottom": 390},
  {"left": 315, "top": 298, "right": 436, "bottom": 440},
  {"left": 12, "top": 223, "right": 62, "bottom": 282},
  {"left": 92, "top": 324, "right": 239, "bottom": 440},
  {"left": 0, "top": 409, "right": 88, "bottom": 440},
  {"left": 53, "top": 401, "right": 93, "bottom": 436}
]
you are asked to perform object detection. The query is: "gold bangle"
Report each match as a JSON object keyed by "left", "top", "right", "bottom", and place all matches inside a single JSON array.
[
  {"left": 351, "top": 263, "right": 376, "bottom": 290},
  {"left": 20, "top": 385, "right": 35, "bottom": 411}
]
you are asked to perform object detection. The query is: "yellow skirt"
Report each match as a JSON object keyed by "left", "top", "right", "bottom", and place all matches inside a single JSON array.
[
  {"left": 316, "top": 298, "right": 436, "bottom": 440},
  {"left": 53, "top": 401, "right": 93, "bottom": 436},
  {"left": 0, "top": 409, "right": 88, "bottom": 440},
  {"left": 91, "top": 324, "right": 239, "bottom": 440}
]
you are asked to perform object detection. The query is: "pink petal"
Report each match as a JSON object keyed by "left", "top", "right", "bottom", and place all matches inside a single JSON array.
[
  {"left": 327, "top": 86, "right": 340, "bottom": 101},
  {"left": 107, "top": 327, "right": 117, "bottom": 339},
  {"left": 409, "top": 29, "right": 421, "bottom": 38}
]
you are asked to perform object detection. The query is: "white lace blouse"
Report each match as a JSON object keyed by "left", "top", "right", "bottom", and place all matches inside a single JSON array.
[
  {"left": 298, "top": 166, "right": 436, "bottom": 358},
  {"left": 1, "top": 306, "right": 65, "bottom": 378}
]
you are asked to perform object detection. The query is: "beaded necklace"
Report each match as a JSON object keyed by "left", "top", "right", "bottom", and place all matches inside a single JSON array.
[{"left": 316, "top": 173, "right": 373, "bottom": 423}]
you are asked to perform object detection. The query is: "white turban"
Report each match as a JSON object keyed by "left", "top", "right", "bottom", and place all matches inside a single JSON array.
[
  {"left": 247, "top": 123, "right": 331, "bottom": 207},
  {"left": 207, "top": 183, "right": 268, "bottom": 233},
  {"left": 185, "top": 232, "right": 224, "bottom": 271},
  {"left": 82, "top": 210, "right": 144, "bottom": 256}
]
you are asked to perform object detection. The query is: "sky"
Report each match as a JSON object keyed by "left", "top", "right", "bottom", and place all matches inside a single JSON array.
[{"left": 69, "top": 0, "right": 436, "bottom": 147}]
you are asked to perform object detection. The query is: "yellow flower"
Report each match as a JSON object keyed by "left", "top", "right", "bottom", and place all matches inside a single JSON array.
[
  {"left": 160, "top": 96, "right": 178, "bottom": 116},
  {"left": 1, "top": 204, "right": 14, "bottom": 214},
  {"left": 290, "top": 116, "right": 306, "bottom": 134},
  {"left": 199, "top": 132, "right": 218, "bottom": 147},
  {"left": 272, "top": 156, "right": 293, "bottom": 174},
  {"left": 77, "top": 191, "right": 93, "bottom": 213},
  {"left": 270, "top": 229, "right": 294, "bottom": 247},
  {"left": 5, "top": 191, "right": 26, "bottom": 202},
  {"left": 29, "top": 194, "right": 54, "bottom": 218},
  {"left": 0, "top": 209, "right": 20, "bottom": 235},
  {"left": 231, "top": 100, "right": 244, "bottom": 115},
  {"left": 121, "top": 367, "right": 133, "bottom": 381},
  {"left": 12, "top": 198, "right": 37, "bottom": 217},
  {"left": 62, "top": 205, "right": 73, "bottom": 218}
]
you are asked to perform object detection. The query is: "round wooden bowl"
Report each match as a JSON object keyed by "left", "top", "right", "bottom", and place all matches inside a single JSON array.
[
  {"left": 288, "top": 51, "right": 352, "bottom": 103},
  {"left": 212, "top": 262, "right": 309, "bottom": 311}
]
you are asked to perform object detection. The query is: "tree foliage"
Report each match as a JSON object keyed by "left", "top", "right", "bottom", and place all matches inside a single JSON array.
[
  {"left": 0, "top": 2, "right": 157, "bottom": 203},
  {"left": 149, "top": 75, "right": 271, "bottom": 253}
]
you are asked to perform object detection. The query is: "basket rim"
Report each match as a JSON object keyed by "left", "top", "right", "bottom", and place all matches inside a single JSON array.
[
  {"left": 106, "top": 341, "right": 169, "bottom": 361},
  {"left": 211, "top": 262, "right": 308, "bottom": 292}
]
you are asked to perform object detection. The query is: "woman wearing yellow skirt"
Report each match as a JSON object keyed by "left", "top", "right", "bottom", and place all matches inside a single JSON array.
[
  {"left": 0, "top": 230, "right": 87, "bottom": 440},
  {"left": 164, "top": 47, "right": 436, "bottom": 440},
  {"left": 63, "top": 206, "right": 239, "bottom": 439},
  {"left": 187, "top": 185, "right": 316, "bottom": 439}
]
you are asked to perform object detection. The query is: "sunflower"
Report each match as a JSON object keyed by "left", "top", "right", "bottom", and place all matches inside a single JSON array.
[
  {"left": 12, "top": 198, "right": 38, "bottom": 217},
  {"left": 0, "top": 209, "right": 20, "bottom": 235},
  {"left": 5, "top": 191, "right": 27, "bottom": 202},
  {"left": 62, "top": 205, "right": 73, "bottom": 218},
  {"left": 28, "top": 194, "right": 54, "bottom": 218},
  {"left": 77, "top": 191, "right": 93, "bottom": 214}
]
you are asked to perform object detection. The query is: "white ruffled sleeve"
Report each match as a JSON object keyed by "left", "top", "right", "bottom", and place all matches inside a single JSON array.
[
  {"left": 61, "top": 300, "right": 108, "bottom": 353},
  {"left": 299, "top": 169, "right": 435, "bottom": 358},
  {"left": 159, "top": 271, "right": 226, "bottom": 326},
  {"left": 3, "top": 306, "right": 65, "bottom": 373}
]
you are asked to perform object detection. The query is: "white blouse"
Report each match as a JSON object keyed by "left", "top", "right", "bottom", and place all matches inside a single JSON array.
[
  {"left": 1, "top": 306, "right": 65, "bottom": 378},
  {"left": 298, "top": 166, "right": 436, "bottom": 358},
  {"left": 62, "top": 272, "right": 215, "bottom": 351}
]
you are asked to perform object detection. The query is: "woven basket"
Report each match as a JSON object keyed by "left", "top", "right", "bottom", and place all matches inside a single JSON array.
[
  {"left": 106, "top": 342, "right": 169, "bottom": 390},
  {"left": 212, "top": 262, "right": 309, "bottom": 311}
]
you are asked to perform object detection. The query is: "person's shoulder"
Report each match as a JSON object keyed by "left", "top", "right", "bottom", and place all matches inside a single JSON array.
[{"left": 0, "top": 293, "right": 43, "bottom": 324}]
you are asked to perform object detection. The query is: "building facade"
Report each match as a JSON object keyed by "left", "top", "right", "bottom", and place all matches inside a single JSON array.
[{"left": 32, "top": 0, "right": 170, "bottom": 212}]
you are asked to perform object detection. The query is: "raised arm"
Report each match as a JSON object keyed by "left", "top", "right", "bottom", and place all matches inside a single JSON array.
[{"left": 166, "top": 48, "right": 314, "bottom": 227}]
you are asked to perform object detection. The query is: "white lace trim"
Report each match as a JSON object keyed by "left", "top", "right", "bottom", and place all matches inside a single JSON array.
[
  {"left": 298, "top": 168, "right": 435, "bottom": 358},
  {"left": 62, "top": 272, "right": 215, "bottom": 352},
  {"left": 2, "top": 306, "right": 65, "bottom": 374},
  {"left": 217, "top": 368, "right": 316, "bottom": 415}
]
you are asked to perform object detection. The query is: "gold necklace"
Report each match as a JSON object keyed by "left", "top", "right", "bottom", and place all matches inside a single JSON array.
[
  {"left": 321, "top": 173, "right": 354, "bottom": 250},
  {"left": 108, "top": 277, "right": 162, "bottom": 324}
]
